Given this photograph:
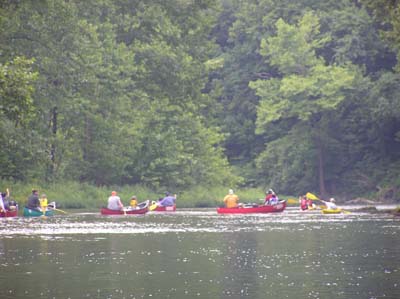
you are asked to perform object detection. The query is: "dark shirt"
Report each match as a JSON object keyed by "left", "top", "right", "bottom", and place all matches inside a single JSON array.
[{"left": 26, "top": 194, "right": 40, "bottom": 209}]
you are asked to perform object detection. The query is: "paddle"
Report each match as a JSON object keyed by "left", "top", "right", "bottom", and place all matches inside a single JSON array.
[
  {"left": 51, "top": 208, "right": 68, "bottom": 214},
  {"left": 306, "top": 192, "right": 320, "bottom": 201}
]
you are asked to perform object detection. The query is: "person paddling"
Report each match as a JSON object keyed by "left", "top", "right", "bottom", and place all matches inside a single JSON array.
[
  {"left": 299, "top": 195, "right": 308, "bottom": 210},
  {"left": 158, "top": 192, "right": 176, "bottom": 207},
  {"left": 26, "top": 189, "right": 41, "bottom": 212},
  {"left": 107, "top": 191, "right": 124, "bottom": 211},
  {"left": 322, "top": 198, "right": 337, "bottom": 210},
  {"left": 223, "top": 189, "right": 239, "bottom": 208},
  {"left": 0, "top": 192, "right": 5, "bottom": 213}
]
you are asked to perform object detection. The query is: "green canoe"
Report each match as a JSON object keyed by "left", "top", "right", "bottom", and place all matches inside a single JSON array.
[{"left": 23, "top": 207, "right": 54, "bottom": 217}]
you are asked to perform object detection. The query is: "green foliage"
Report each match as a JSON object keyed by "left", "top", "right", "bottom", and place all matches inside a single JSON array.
[
  {"left": 1, "top": 0, "right": 400, "bottom": 201},
  {"left": 0, "top": 0, "right": 237, "bottom": 189},
  {"left": 0, "top": 57, "right": 38, "bottom": 125},
  {"left": 361, "top": 0, "right": 400, "bottom": 72}
]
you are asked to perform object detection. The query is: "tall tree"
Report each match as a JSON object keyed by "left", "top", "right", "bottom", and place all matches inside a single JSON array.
[{"left": 250, "top": 12, "right": 358, "bottom": 196}]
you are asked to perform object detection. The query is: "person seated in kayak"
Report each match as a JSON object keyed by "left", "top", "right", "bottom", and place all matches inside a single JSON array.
[
  {"left": 40, "top": 193, "right": 48, "bottom": 210},
  {"left": 26, "top": 189, "right": 41, "bottom": 211},
  {"left": 299, "top": 195, "right": 310, "bottom": 210},
  {"left": 223, "top": 189, "right": 239, "bottom": 208},
  {"left": 130, "top": 196, "right": 138, "bottom": 208},
  {"left": 158, "top": 192, "right": 176, "bottom": 207},
  {"left": 107, "top": 191, "right": 124, "bottom": 211},
  {"left": 306, "top": 197, "right": 315, "bottom": 209},
  {"left": 323, "top": 198, "right": 337, "bottom": 210}
]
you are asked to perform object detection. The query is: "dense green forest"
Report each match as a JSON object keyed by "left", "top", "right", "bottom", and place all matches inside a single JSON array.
[{"left": 1, "top": 0, "right": 399, "bottom": 202}]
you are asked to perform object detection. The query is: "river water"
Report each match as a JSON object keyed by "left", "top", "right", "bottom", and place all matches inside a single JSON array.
[{"left": 0, "top": 207, "right": 399, "bottom": 299}]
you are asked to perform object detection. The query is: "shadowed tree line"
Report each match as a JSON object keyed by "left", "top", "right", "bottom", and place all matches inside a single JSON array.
[{"left": 1, "top": 0, "right": 399, "bottom": 201}]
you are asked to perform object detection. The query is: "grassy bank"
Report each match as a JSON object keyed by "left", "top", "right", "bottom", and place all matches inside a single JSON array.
[{"left": 0, "top": 181, "right": 284, "bottom": 209}]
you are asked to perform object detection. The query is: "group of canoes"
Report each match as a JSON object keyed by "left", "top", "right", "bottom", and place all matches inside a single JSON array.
[
  {"left": 100, "top": 191, "right": 177, "bottom": 215},
  {"left": 1, "top": 188, "right": 350, "bottom": 218},
  {"left": 216, "top": 188, "right": 287, "bottom": 214}
]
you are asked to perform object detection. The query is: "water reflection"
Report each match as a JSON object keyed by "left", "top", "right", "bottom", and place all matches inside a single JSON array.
[{"left": 0, "top": 208, "right": 399, "bottom": 299}]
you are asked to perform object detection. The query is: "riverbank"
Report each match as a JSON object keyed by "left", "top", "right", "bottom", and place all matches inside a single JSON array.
[
  {"left": 2, "top": 180, "right": 397, "bottom": 211},
  {"left": 0, "top": 181, "right": 268, "bottom": 209}
]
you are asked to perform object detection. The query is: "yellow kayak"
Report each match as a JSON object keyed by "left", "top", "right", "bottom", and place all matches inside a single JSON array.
[{"left": 322, "top": 208, "right": 342, "bottom": 214}]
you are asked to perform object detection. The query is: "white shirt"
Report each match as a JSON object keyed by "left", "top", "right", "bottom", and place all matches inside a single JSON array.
[
  {"left": 107, "top": 195, "right": 122, "bottom": 210},
  {"left": 0, "top": 194, "right": 4, "bottom": 211},
  {"left": 325, "top": 201, "right": 337, "bottom": 210}
]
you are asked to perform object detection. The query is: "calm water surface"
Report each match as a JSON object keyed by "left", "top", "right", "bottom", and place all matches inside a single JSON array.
[{"left": 0, "top": 207, "right": 399, "bottom": 299}]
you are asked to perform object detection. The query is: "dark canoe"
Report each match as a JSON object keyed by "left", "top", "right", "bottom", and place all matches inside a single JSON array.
[
  {"left": 23, "top": 207, "right": 54, "bottom": 217},
  {"left": 217, "top": 200, "right": 286, "bottom": 214},
  {"left": 100, "top": 200, "right": 149, "bottom": 215},
  {"left": 0, "top": 208, "right": 18, "bottom": 218},
  {"left": 153, "top": 204, "right": 176, "bottom": 212}
]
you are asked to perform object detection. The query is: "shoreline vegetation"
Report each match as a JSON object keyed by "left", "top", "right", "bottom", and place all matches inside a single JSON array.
[
  {"left": 1, "top": 2, "right": 400, "bottom": 206},
  {"left": 1, "top": 181, "right": 398, "bottom": 213}
]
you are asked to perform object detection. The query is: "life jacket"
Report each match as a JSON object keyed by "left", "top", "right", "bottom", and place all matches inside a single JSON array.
[{"left": 300, "top": 198, "right": 308, "bottom": 210}]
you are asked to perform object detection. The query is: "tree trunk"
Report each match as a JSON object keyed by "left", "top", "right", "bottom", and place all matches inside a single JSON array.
[
  {"left": 316, "top": 130, "right": 328, "bottom": 198},
  {"left": 47, "top": 106, "right": 58, "bottom": 180}
]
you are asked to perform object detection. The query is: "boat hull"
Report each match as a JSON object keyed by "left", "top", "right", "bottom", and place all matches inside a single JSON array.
[
  {"left": 217, "top": 200, "right": 286, "bottom": 214},
  {"left": 101, "top": 201, "right": 149, "bottom": 215},
  {"left": 0, "top": 208, "right": 18, "bottom": 218},
  {"left": 23, "top": 207, "right": 54, "bottom": 217},
  {"left": 322, "top": 208, "right": 342, "bottom": 214},
  {"left": 153, "top": 204, "right": 176, "bottom": 212}
]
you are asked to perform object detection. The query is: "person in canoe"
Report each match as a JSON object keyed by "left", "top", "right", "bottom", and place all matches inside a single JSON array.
[
  {"left": 269, "top": 193, "right": 279, "bottom": 205},
  {"left": 2, "top": 189, "right": 17, "bottom": 212},
  {"left": 40, "top": 193, "right": 48, "bottom": 210},
  {"left": 223, "top": 189, "right": 239, "bottom": 208},
  {"left": 107, "top": 191, "right": 124, "bottom": 211},
  {"left": 26, "top": 189, "right": 41, "bottom": 212},
  {"left": 129, "top": 196, "right": 138, "bottom": 208},
  {"left": 265, "top": 189, "right": 279, "bottom": 205},
  {"left": 0, "top": 192, "right": 5, "bottom": 213},
  {"left": 264, "top": 189, "right": 274, "bottom": 205},
  {"left": 158, "top": 192, "right": 176, "bottom": 207}
]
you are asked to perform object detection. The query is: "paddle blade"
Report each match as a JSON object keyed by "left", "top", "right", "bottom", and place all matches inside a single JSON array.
[
  {"left": 149, "top": 203, "right": 157, "bottom": 211},
  {"left": 306, "top": 192, "right": 319, "bottom": 200}
]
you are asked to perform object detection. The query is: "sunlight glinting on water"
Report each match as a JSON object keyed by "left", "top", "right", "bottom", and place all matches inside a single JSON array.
[{"left": 0, "top": 208, "right": 398, "bottom": 236}]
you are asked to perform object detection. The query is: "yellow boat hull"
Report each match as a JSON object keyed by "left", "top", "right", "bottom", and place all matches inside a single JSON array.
[{"left": 322, "top": 208, "right": 342, "bottom": 214}]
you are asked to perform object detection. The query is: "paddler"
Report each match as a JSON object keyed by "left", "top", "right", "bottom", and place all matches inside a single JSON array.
[
  {"left": 323, "top": 198, "right": 337, "bottom": 210},
  {"left": 158, "top": 192, "right": 176, "bottom": 207},
  {"left": 26, "top": 189, "right": 41, "bottom": 212},
  {"left": 223, "top": 189, "right": 239, "bottom": 208},
  {"left": 107, "top": 191, "right": 124, "bottom": 211},
  {"left": 299, "top": 195, "right": 308, "bottom": 210}
]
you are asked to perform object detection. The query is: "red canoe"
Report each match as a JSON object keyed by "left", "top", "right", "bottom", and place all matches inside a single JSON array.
[
  {"left": 0, "top": 208, "right": 18, "bottom": 218},
  {"left": 152, "top": 204, "right": 176, "bottom": 212},
  {"left": 100, "top": 201, "right": 149, "bottom": 215},
  {"left": 217, "top": 200, "right": 286, "bottom": 214}
]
